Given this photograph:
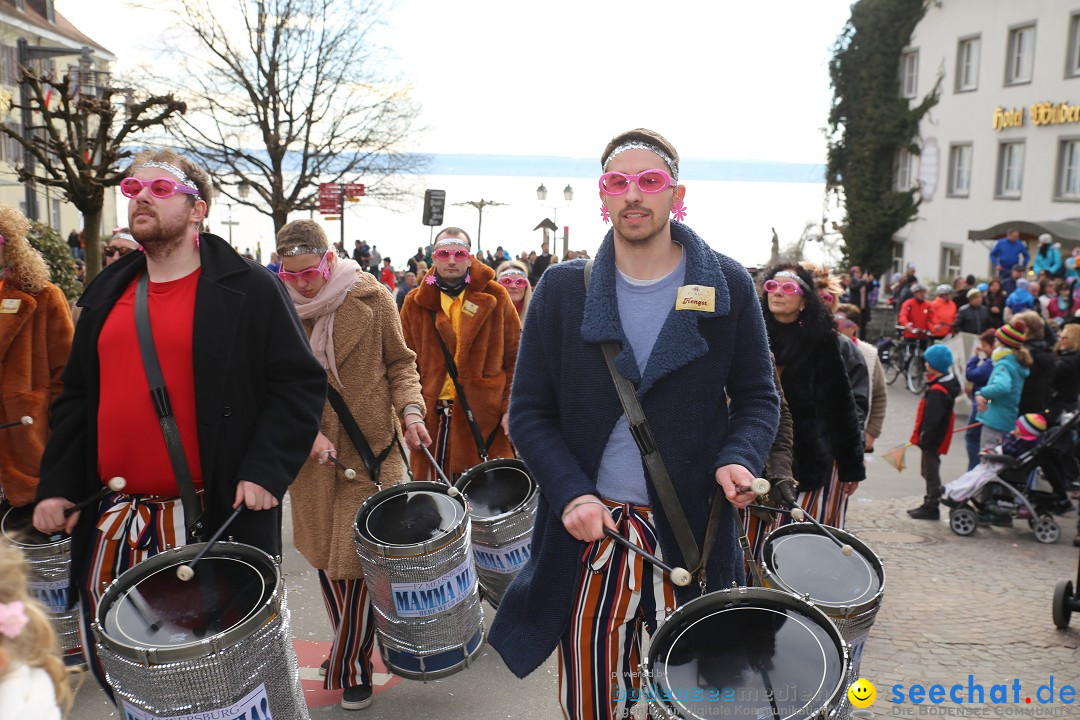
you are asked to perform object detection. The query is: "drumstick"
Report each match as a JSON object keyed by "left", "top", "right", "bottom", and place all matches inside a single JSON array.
[
  {"left": 322, "top": 452, "right": 357, "bottom": 479},
  {"left": 176, "top": 505, "right": 244, "bottom": 581},
  {"left": 63, "top": 477, "right": 126, "bottom": 517},
  {"left": 788, "top": 505, "right": 854, "bottom": 556},
  {"left": 416, "top": 444, "right": 460, "bottom": 497},
  {"left": 602, "top": 528, "right": 692, "bottom": 587},
  {"left": 739, "top": 478, "right": 773, "bottom": 587},
  {"left": 0, "top": 416, "right": 32, "bottom": 429}
]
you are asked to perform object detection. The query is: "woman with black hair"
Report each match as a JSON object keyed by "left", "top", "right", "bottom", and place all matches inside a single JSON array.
[{"left": 761, "top": 263, "right": 865, "bottom": 528}]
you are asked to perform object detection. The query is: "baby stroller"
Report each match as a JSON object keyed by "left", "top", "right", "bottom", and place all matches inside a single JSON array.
[{"left": 945, "top": 411, "right": 1080, "bottom": 544}]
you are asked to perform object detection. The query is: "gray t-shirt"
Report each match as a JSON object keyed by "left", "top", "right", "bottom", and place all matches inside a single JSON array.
[{"left": 595, "top": 250, "right": 687, "bottom": 504}]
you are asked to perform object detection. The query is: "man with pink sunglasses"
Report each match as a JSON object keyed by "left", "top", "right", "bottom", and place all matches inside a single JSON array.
[
  {"left": 400, "top": 227, "right": 520, "bottom": 481},
  {"left": 34, "top": 148, "right": 325, "bottom": 694},
  {"left": 490, "top": 129, "right": 780, "bottom": 720}
]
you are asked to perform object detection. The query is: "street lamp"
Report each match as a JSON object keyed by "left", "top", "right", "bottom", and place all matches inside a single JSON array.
[{"left": 536, "top": 182, "right": 574, "bottom": 258}]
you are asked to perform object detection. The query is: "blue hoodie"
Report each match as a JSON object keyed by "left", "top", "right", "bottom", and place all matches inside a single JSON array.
[
  {"left": 1005, "top": 287, "right": 1035, "bottom": 313},
  {"left": 1033, "top": 244, "right": 1062, "bottom": 277},
  {"left": 976, "top": 351, "right": 1030, "bottom": 432}
]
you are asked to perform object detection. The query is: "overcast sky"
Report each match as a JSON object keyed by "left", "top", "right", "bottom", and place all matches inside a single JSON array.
[{"left": 60, "top": 0, "right": 855, "bottom": 164}]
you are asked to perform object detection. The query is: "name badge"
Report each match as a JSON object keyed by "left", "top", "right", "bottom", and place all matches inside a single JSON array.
[
  {"left": 0, "top": 298, "right": 21, "bottom": 314},
  {"left": 462, "top": 300, "right": 479, "bottom": 317},
  {"left": 676, "top": 285, "right": 715, "bottom": 312}
]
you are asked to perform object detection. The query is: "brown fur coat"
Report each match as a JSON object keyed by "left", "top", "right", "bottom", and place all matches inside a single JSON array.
[
  {"left": 400, "top": 261, "right": 520, "bottom": 475},
  {"left": 289, "top": 274, "right": 424, "bottom": 580},
  {"left": 0, "top": 282, "right": 72, "bottom": 506}
]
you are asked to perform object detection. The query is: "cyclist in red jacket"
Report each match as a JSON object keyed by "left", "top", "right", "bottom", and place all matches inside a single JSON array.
[{"left": 899, "top": 284, "right": 933, "bottom": 343}]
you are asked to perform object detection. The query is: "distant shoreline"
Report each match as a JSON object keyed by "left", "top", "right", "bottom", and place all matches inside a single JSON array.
[{"left": 427, "top": 154, "right": 825, "bottom": 184}]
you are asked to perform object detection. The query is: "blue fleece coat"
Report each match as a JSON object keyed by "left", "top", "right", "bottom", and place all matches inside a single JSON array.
[
  {"left": 488, "top": 223, "right": 781, "bottom": 679},
  {"left": 1033, "top": 245, "right": 1062, "bottom": 277},
  {"left": 976, "top": 352, "right": 1030, "bottom": 432}
]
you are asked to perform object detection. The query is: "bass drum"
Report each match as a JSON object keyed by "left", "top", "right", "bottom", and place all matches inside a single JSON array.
[
  {"left": 455, "top": 459, "right": 537, "bottom": 608},
  {"left": 642, "top": 587, "right": 848, "bottom": 720}
]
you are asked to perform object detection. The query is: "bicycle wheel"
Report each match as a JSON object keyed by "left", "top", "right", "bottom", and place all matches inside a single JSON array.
[
  {"left": 884, "top": 355, "right": 902, "bottom": 385},
  {"left": 906, "top": 353, "right": 927, "bottom": 393}
]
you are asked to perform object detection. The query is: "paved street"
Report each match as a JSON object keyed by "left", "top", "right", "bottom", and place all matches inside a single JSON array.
[{"left": 68, "top": 384, "right": 1080, "bottom": 719}]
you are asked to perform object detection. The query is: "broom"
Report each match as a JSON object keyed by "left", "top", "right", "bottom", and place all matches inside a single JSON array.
[{"left": 880, "top": 423, "right": 981, "bottom": 472}]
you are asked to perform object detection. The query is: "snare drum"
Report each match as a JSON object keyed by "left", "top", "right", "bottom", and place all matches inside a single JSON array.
[
  {"left": 642, "top": 587, "right": 849, "bottom": 720},
  {"left": 455, "top": 459, "right": 537, "bottom": 608},
  {"left": 0, "top": 503, "right": 82, "bottom": 664},
  {"left": 92, "top": 542, "right": 309, "bottom": 720},
  {"left": 353, "top": 481, "right": 484, "bottom": 681}
]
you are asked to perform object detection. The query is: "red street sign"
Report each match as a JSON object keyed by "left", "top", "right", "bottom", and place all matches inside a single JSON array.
[
  {"left": 319, "top": 182, "right": 365, "bottom": 214},
  {"left": 344, "top": 183, "right": 365, "bottom": 198}
]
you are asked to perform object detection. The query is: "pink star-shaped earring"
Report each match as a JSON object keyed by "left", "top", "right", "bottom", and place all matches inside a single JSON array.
[{"left": 671, "top": 200, "right": 687, "bottom": 223}]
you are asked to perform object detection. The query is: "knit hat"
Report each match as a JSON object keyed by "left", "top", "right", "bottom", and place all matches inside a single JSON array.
[
  {"left": 924, "top": 344, "right": 953, "bottom": 373},
  {"left": 1016, "top": 278, "right": 1029, "bottom": 290},
  {"left": 967, "top": 288, "right": 982, "bottom": 299},
  {"left": 995, "top": 320, "right": 1028, "bottom": 348},
  {"left": 1016, "top": 413, "right": 1047, "bottom": 440},
  {"left": 977, "top": 282, "right": 989, "bottom": 292},
  {"left": 1038, "top": 233, "right": 1052, "bottom": 244}
]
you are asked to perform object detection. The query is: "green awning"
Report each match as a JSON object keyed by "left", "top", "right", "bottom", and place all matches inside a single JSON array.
[{"left": 968, "top": 219, "right": 1080, "bottom": 247}]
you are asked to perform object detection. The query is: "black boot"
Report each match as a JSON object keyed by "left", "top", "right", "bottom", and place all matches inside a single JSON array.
[{"left": 908, "top": 504, "right": 940, "bottom": 520}]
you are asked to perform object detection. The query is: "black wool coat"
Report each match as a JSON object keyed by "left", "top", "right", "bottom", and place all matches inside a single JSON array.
[{"left": 38, "top": 233, "right": 326, "bottom": 591}]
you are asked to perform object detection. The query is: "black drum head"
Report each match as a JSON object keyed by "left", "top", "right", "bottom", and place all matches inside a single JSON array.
[
  {"left": 458, "top": 464, "right": 532, "bottom": 518},
  {"left": 363, "top": 490, "right": 463, "bottom": 545},
  {"left": 102, "top": 556, "right": 270, "bottom": 648},
  {"left": 652, "top": 604, "right": 843, "bottom": 720},
  {"left": 767, "top": 534, "right": 881, "bottom": 607},
  {"left": 1, "top": 504, "right": 65, "bottom": 547}
]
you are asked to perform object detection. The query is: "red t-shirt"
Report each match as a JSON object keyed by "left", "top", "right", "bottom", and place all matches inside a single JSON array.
[{"left": 97, "top": 269, "right": 203, "bottom": 495}]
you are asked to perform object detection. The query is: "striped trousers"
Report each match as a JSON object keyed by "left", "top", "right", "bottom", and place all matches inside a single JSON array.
[
  {"left": 558, "top": 501, "right": 676, "bottom": 720},
  {"left": 776, "top": 464, "right": 849, "bottom": 530},
  {"left": 317, "top": 571, "right": 375, "bottom": 690},
  {"left": 78, "top": 492, "right": 190, "bottom": 693}
]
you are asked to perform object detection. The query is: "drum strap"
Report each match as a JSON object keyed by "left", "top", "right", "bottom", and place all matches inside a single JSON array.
[
  {"left": 430, "top": 311, "right": 500, "bottom": 461},
  {"left": 584, "top": 259, "right": 724, "bottom": 591},
  {"left": 133, "top": 272, "right": 205, "bottom": 543},
  {"left": 325, "top": 385, "right": 407, "bottom": 487}
]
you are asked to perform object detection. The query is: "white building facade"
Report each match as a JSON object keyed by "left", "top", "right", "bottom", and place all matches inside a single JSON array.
[
  {"left": 894, "top": 0, "right": 1080, "bottom": 284},
  {"left": 0, "top": 0, "right": 116, "bottom": 237}
]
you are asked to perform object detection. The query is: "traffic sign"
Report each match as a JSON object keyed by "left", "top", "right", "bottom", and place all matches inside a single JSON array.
[{"left": 319, "top": 182, "right": 365, "bottom": 214}]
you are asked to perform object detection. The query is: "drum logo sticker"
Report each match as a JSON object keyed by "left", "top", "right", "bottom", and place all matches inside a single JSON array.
[
  {"left": 473, "top": 536, "right": 531, "bottom": 574},
  {"left": 121, "top": 683, "right": 272, "bottom": 720},
  {"left": 28, "top": 579, "right": 69, "bottom": 614},
  {"left": 391, "top": 557, "right": 475, "bottom": 618}
]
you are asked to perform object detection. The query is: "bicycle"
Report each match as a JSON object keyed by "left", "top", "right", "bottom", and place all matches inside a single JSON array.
[{"left": 883, "top": 326, "right": 931, "bottom": 393}]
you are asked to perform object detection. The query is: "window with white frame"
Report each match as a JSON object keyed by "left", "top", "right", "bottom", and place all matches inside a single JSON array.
[
  {"left": 947, "top": 143, "right": 973, "bottom": 196},
  {"left": 50, "top": 199, "right": 60, "bottom": 230},
  {"left": 940, "top": 245, "right": 962, "bottom": 281},
  {"left": 1057, "top": 138, "right": 1080, "bottom": 200},
  {"left": 996, "top": 141, "right": 1025, "bottom": 198},
  {"left": 1006, "top": 25, "right": 1035, "bottom": 85},
  {"left": 895, "top": 148, "right": 915, "bottom": 191},
  {"left": 1069, "top": 13, "right": 1080, "bottom": 77},
  {"left": 956, "top": 36, "right": 980, "bottom": 91},
  {"left": 891, "top": 241, "right": 905, "bottom": 278},
  {"left": 901, "top": 50, "right": 919, "bottom": 98}
]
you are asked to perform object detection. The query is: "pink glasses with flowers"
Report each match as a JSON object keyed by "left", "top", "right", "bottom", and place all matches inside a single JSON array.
[
  {"left": 278, "top": 252, "right": 330, "bottom": 283},
  {"left": 598, "top": 169, "right": 677, "bottom": 195},
  {"left": 120, "top": 176, "right": 201, "bottom": 200}
]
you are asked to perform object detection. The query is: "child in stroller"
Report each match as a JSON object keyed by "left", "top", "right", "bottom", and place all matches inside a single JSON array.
[{"left": 942, "top": 412, "right": 1078, "bottom": 543}]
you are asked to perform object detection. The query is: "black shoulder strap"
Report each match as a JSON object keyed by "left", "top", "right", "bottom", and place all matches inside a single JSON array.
[
  {"left": 583, "top": 258, "right": 724, "bottom": 589},
  {"left": 134, "top": 272, "right": 205, "bottom": 543},
  {"left": 429, "top": 310, "right": 498, "bottom": 460},
  {"left": 325, "top": 385, "right": 400, "bottom": 488}
]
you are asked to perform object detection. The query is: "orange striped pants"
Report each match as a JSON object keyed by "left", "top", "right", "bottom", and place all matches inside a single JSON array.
[
  {"left": 317, "top": 571, "right": 375, "bottom": 689},
  {"left": 557, "top": 501, "right": 676, "bottom": 720}
]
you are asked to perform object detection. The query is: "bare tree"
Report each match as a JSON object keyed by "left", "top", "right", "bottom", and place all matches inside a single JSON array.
[
  {"left": 156, "top": 0, "right": 427, "bottom": 233},
  {"left": 0, "top": 67, "right": 185, "bottom": 281}
]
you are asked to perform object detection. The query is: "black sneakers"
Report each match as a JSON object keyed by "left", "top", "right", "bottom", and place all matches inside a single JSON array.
[
  {"left": 319, "top": 659, "right": 329, "bottom": 677},
  {"left": 907, "top": 504, "right": 940, "bottom": 520},
  {"left": 341, "top": 684, "right": 373, "bottom": 711}
]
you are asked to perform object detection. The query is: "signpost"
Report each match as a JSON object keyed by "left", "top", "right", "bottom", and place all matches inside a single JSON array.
[{"left": 319, "top": 182, "right": 365, "bottom": 248}]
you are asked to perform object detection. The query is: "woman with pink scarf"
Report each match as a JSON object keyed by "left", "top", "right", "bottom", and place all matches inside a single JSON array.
[{"left": 276, "top": 220, "right": 428, "bottom": 711}]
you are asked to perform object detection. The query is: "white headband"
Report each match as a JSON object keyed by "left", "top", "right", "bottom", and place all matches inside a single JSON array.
[
  {"left": 136, "top": 162, "right": 201, "bottom": 198},
  {"left": 278, "top": 244, "right": 325, "bottom": 257},
  {"left": 435, "top": 236, "right": 470, "bottom": 250},
  {"left": 498, "top": 267, "right": 527, "bottom": 279},
  {"left": 603, "top": 141, "right": 678, "bottom": 180}
]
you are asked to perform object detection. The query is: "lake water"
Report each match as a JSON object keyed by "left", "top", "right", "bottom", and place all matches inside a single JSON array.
[{"left": 150, "top": 173, "right": 842, "bottom": 269}]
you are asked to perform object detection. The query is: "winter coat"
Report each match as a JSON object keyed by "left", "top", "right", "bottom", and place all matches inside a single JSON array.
[
  {"left": 965, "top": 355, "right": 993, "bottom": 394},
  {"left": 488, "top": 223, "right": 780, "bottom": 679},
  {"left": 1034, "top": 245, "right": 1063, "bottom": 277},
  {"left": 985, "top": 290, "right": 1007, "bottom": 328},
  {"left": 0, "top": 282, "right": 72, "bottom": 506},
  {"left": 289, "top": 276, "right": 424, "bottom": 580},
  {"left": 400, "top": 261, "right": 520, "bottom": 474},
  {"left": 1018, "top": 339, "right": 1055, "bottom": 414},
  {"left": 929, "top": 297, "right": 957, "bottom": 338},
  {"left": 911, "top": 372, "right": 960, "bottom": 454},
  {"left": 853, "top": 338, "right": 887, "bottom": 440},
  {"left": 764, "top": 364, "right": 795, "bottom": 482},
  {"left": 838, "top": 334, "right": 869, "bottom": 430},
  {"left": 899, "top": 297, "right": 932, "bottom": 338},
  {"left": 955, "top": 303, "right": 991, "bottom": 335},
  {"left": 1047, "top": 295, "right": 1079, "bottom": 321},
  {"left": 1050, "top": 350, "right": 1080, "bottom": 416},
  {"left": 1006, "top": 288, "right": 1035, "bottom": 314},
  {"left": 38, "top": 233, "right": 326, "bottom": 593},
  {"left": 775, "top": 330, "right": 865, "bottom": 492},
  {"left": 976, "top": 352, "right": 1030, "bottom": 432}
]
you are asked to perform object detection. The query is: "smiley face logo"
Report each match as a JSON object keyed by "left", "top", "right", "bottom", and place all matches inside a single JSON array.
[{"left": 848, "top": 678, "right": 876, "bottom": 708}]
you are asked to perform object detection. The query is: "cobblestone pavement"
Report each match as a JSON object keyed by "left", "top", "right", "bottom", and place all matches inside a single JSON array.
[{"left": 67, "top": 385, "right": 1080, "bottom": 719}]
